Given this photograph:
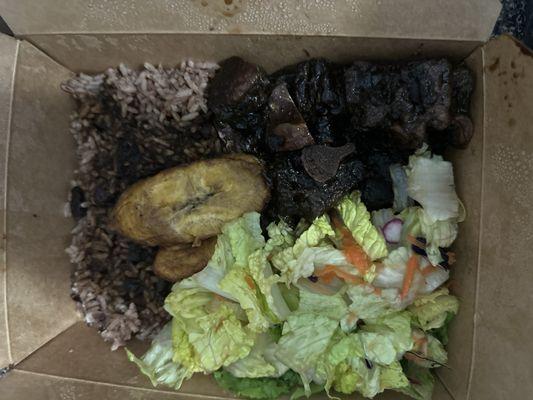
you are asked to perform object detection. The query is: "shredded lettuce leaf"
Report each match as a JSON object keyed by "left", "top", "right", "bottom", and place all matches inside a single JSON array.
[
  {"left": 429, "top": 312, "right": 455, "bottom": 345},
  {"left": 341, "top": 285, "right": 395, "bottom": 332},
  {"left": 225, "top": 332, "right": 289, "bottom": 378},
  {"left": 359, "top": 312, "right": 414, "bottom": 365},
  {"left": 298, "top": 289, "right": 348, "bottom": 321},
  {"left": 315, "top": 334, "right": 409, "bottom": 398},
  {"left": 390, "top": 163, "right": 411, "bottom": 212},
  {"left": 265, "top": 220, "right": 295, "bottom": 256},
  {"left": 271, "top": 215, "right": 335, "bottom": 285},
  {"left": 399, "top": 207, "right": 422, "bottom": 247},
  {"left": 408, "top": 288, "right": 459, "bottom": 331},
  {"left": 126, "top": 322, "right": 192, "bottom": 390},
  {"left": 418, "top": 209, "right": 458, "bottom": 249},
  {"left": 406, "top": 149, "right": 460, "bottom": 223},
  {"left": 396, "top": 362, "right": 435, "bottom": 400},
  {"left": 219, "top": 250, "right": 289, "bottom": 332},
  {"left": 186, "top": 212, "right": 265, "bottom": 300},
  {"left": 336, "top": 192, "right": 388, "bottom": 260},
  {"left": 165, "top": 287, "right": 255, "bottom": 372},
  {"left": 275, "top": 313, "right": 339, "bottom": 394},
  {"left": 248, "top": 250, "right": 291, "bottom": 321},
  {"left": 373, "top": 247, "right": 411, "bottom": 289},
  {"left": 214, "top": 369, "right": 302, "bottom": 400},
  {"left": 227, "top": 212, "right": 266, "bottom": 266},
  {"left": 129, "top": 184, "right": 460, "bottom": 399}
]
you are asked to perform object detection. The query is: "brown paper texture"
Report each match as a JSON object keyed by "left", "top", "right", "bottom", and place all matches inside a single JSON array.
[
  {"left": 20, "top": 34, "right": 480, "bottom": 74},
  {"left": 2, "top": 0, "right": 500, "bottom": 41},
  {"left": 436, "top": 47, "right": 486, "bottom": 399},
  {"left": 0, "top": 34, "right": 19, "bottom": 368},
  {"left": 0, "top": 13, "right": 531, "bottom": 400},
  {"left": 1, "top": 39, "right": 79, "bottom": 367},
  {"left": 468, "top": 35, "right": 533, "bottom": 400}
]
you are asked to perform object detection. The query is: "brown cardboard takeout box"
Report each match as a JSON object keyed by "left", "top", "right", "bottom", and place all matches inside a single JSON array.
[{"left": 1, "top": 1, "right": 532, "bottom": 399}]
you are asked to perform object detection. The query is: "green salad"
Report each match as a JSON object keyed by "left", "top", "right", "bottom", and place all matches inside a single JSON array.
[{"left": 127, "top": 146, "right": 462, "bottom": 400}]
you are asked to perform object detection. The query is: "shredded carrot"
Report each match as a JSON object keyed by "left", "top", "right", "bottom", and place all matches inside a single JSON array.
[
  {"left": 316, "top": 264, "right": 363, "bottom": 285},
  {"left": 245, "top": 275, "right": 256, "bottom": 290},
  {"left": 344, "top": 243, "right": 372, "bottom": 274},
  {"left": 330, "top": 212, "right": 372, "bottom": 274},
  {"left": 319, "top": 272, "right": 336, "bottom": 284},
  {"left": 315, "top": 264, "right": 337, "bottom": 276},
  {"left": 401, "top": 255, "right": 420, "bottom": 299},
  {"left": 373, "top": 287, "right": 382, "bottom": 296},
  {"left": 407, "top": 234, "right": 426, "bottom": 248}
]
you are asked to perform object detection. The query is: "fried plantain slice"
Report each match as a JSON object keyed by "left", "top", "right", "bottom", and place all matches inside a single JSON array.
[
  {"left": 111, "top": 155, "right": 269, "bottom": 246},
  {"left": 154, "top": 237, "right": 217, "bottom": 282}
]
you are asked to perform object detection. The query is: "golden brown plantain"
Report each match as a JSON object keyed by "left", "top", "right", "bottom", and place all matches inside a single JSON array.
[
  {"left": 154, "top": 237, "right": 217, "bottom": 282},
  {"left": 111, "top": 154, "right": 269, "bottom": 246}
]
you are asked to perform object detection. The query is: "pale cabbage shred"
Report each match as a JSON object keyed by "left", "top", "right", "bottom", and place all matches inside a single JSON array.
[{"left": 128, "top": 147, "right": 462, "bottom": 400}]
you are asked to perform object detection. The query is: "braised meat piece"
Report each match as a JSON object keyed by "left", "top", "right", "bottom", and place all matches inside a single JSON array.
[{"left": 268, "top": 151, "right": 365, "bottom": 221}]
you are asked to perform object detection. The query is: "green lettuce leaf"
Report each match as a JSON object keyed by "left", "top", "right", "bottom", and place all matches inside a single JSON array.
[
  {"left": 271, "top": 215, "right": 336, "bottom": 285},
  {"left": 165, "top": 287, "right": 255, "bottom": 372},
  {"left": 126, "top": 322, "right": 192, "bottom": 390},
  {"left": 332, "top": 358, "right": 408, "bottom": 398},
  {"left": 298, "top": 288, "right": 348, "bottom": 321},
  {"left": 219, "top": 249, "right": 290, "bottom": 332},
  {"left": 320, "top": 334, "right": 364, "bottom": 393},
  {"left": 226, "top": 212, "right": 266, "bottom": 266},
  {"left": 399, "top": 206, "right": 458, "bottom": 265},
  {"left": 187, "top": 212, "right": 264, "bottom": 300},
  {"left": 225, "top": 332, "right": 288, "bottom": 378},
  {"left": 341, "top": 285, "right": 396, "bottom": 332},
  {"left": 399, "top": 207, "right": 422, "bottom": 247},
  {"left": 380, "top": 361, "right": 410, "bottom": 391},
  {"left": 219, "top": 266, "right": 273, "bottom": 332},
  {"left": 248, "top": 250, "right": 291, "bottom": 321},
  {"left": 190, "top": 213, "right": 290, "bottom": 332},
  {"left": 429, "top": 312, "right": 455, "bottom": 345},
  {"left": 312, "top": 333, "right": 409, "bottom": 398},
  {"left": 359, "top": 312, "right": 413, "bottom": 365},
  {"left": 408, "top": 288, "right": 459, "bottom": 331},
  {"left": 279, "top": 284, "right": 300, "bottom": 311},
  {"left": 290, "top": 383, "right": 325, "bottom": 400},
  {"left": 275, "top": 313, "right": 339, "bottom": 394},
  {"left": 336, "top": 191, "right": 388, "bottom": 261},
  {"left": 214, "top": 369, "right": 302, "bottom": 400},
  {"left": 406, "top": 149, "right": 460, "bottom": 223},
  {"left": 265, "top": 220, "right": 295, "bottom": 256},
  {"left": 185, "top": 232, "right": 235, "bottom": 299},
  {"left": 427, "top": 335, "right": 448, "bottom": 367},
  {"left": 396, "top": 362, "right": 435, "bottom": 400},
  {"left": 418, "top": 209, "right": 458, "bottom": 249},
  {"left": 408, "top": 330, "right": 448, "bottom": 368}
]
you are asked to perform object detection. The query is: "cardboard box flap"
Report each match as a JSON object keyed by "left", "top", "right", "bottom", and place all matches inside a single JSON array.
[
  {"left": 3, "top": 0, "right": 500, "bottom": 42},
  {"left": 14, "top": 321, "right": 454, "bottom": 399},
  {"left": 0, "top": 368, "right": 455, "bottom": 400},
  {"left": 0, "top": 33, "right": 19, "bottom": 368},
  {"left": 26, "top": 34, "right": 482, "bottom": 75},
  {"left": 468, "top": 35, "right": 533, "bottom": 399},
  {"left": 0, "top": 35, "right": 80, "bottom": 368}
]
